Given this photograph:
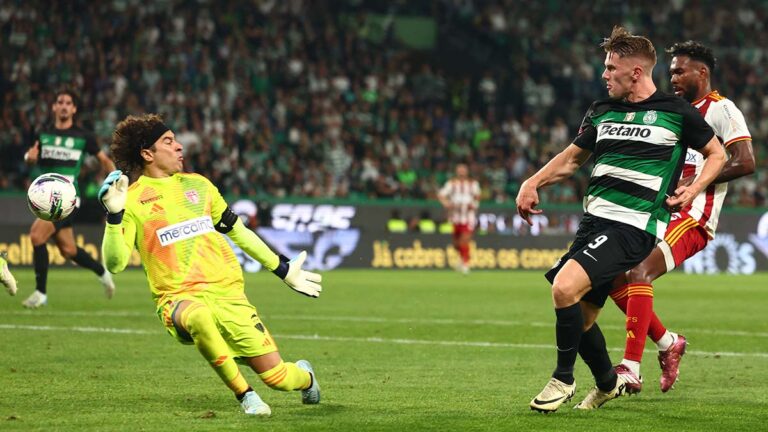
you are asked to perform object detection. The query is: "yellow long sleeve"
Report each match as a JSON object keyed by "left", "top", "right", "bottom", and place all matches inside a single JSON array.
[
  {"left": 102, "top": 220, "right": 135, "bottom": 274},
  {"left": 226, "top": 220, "right": 280, "bottom": 272}
]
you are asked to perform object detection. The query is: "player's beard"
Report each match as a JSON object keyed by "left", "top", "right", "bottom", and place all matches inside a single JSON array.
[
  {"left": 57, "top": 112, "right": 71, "bottom": 123},
  {"left": 681, "top": 84, "right": 700, "bottom": 103}
]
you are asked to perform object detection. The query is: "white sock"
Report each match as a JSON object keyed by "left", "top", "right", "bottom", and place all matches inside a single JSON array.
[
  {"left": 621, "top": 359, "right": 641, "bottom": 377},
  {"left": 656, "top": 331, "right": 676, "bottom": 351}
]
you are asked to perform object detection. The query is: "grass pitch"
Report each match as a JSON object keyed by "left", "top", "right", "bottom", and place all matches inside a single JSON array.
[{"left": 1, "top": 269, "right": 767, "bottom": 431}]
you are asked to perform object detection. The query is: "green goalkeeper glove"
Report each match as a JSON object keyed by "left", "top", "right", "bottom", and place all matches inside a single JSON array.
[
  {"left": 98, "top": 170, "right": 129, "bottom": 224},
  {"left": 272, "top": 251, "right": 323, "bottom": 298}
]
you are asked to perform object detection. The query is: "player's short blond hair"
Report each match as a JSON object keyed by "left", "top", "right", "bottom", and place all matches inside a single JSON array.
[{"left": 600, "top": 26, "right": 656, "bottom": 67}]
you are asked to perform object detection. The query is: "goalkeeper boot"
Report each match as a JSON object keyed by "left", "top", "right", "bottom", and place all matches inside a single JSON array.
[
  {"left": 296, "top": 360, "right": 321, "bottom": 404},
  {"left": 574, "top": 376, "right": 627, "bottom": 410},
  {"left": 240, "top": 390, "right": 271, "bottom": 416},
  {"left": 0, "top": 253, "right": 17, "bottom": 296},
  {"left": 659, "top": 334, "right": 687, "bottom": 392},
  {"left": 22, "top": 290, "right": 47, "bottom": 309},
  {"left": 530, "top": 377, "right": 576, "bottom": 413},
  {"left": 99, "top": 270, "right": 116, "bottom": 299}
]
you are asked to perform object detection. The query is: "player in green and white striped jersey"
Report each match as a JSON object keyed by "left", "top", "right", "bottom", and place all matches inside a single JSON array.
[
  {"left": 518, "top": 26, "right": 726, "bottom": 413},
  {"left": 21, "top": 89, "right": 117, "bottom": 308}
]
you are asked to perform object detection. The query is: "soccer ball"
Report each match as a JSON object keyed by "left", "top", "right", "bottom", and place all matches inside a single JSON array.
[{"left": 27, "top": 173, "right": 78, "bottom": 221}]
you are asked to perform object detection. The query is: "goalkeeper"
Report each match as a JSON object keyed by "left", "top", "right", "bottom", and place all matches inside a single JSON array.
[{"left": 99, "top": 114, "right": 322, "bottom": 416}]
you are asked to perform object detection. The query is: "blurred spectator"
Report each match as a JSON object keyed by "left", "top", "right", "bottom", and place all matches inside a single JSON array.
[{"left": 1, "top": 0, "right": 765, "bottom": 207}]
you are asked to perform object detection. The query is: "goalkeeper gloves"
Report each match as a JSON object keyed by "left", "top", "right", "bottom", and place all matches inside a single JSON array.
[
  {"left": 98, "top": 170, "right": 129, "bottom": 224},
  {"left": 272, "top": 251, "right": 323, "bottom": 298}
]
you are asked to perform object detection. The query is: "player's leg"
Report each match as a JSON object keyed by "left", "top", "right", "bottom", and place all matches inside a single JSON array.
[
  {"left": 578, "top": 301, "right": 617, "bottom": 392},
  {"left": 529, "top": 258, "right": 590, "bottom": 412},
  {"left": 457, "top": 228, "right": 472, "bottom": 273},
  {"left": 54, "top": 225, "right": 115, "bottom": 298},
  {"left": 246, "top": 352, "right": 319, "bottom": 404},
  {"left": 614, "top": 247, "right": 668, "bottom": 386},
  {"left": 170, "top": 300, "right": 269, "bottom": 415},
  {"left": 0, "top": 252, "right": 18, "bottom": 295},
  {"left": 23, "top": 219, "right": 56, "bottom": 308},
  {"left": 574, "top": 288, "right": 639, "bottom": 409},
  {"left": 610, "top": 263, "right": 669, "bottom": 347},
  {"left": 451, "top": 226, "right": 462, "bottom": 272},
  {"left": 217, "top": 297, "right": 319, "bottom": 405},
  {"left": 653, "top": 236, "right": 704, "bottom": 392}
]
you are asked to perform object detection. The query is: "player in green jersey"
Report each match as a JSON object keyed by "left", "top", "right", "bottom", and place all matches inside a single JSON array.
[
  {"left": 519, "top": 27, "right": 726, "bottom": 413},
  {"left": 98, "top": 113, "right": 322, "bottom": 416},
  {"left": 21, "top": 89, "right": 117, "bottom": 308}
]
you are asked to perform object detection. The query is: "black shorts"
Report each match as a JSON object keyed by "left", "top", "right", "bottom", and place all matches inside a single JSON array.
[
  {"left": 544, "top": 214, "right": 656, "bottom": 307},
  {"left": 53, "top": 206, "right": 78, "bottom": 231}
]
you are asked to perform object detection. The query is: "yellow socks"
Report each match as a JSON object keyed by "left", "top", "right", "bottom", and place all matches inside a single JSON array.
[{"left": 258, "top": 361, "right": 311, "bottom": 391}]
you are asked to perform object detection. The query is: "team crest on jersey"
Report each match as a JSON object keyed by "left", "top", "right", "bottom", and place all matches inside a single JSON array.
[
  {"left": 184, "top": 190, "right": 199, "bottom": 204},
  {"left": 624, "top": 112, "right": 636, "bottom": 122},
  {"left": 643, "top": 110, "right": 657, "bottom": 125}
]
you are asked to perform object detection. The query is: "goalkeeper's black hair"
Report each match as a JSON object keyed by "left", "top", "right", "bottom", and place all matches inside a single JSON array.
[
  {"left": 666, "top": 41, "right": 716, "bottom": 72},
  {"left": 111, "top": 114, "right": 167, "bottom": 182}
]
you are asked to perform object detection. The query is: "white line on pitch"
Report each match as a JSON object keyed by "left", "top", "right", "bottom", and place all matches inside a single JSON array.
[
  {"left": 1, "top": 323, "right": 767, "bottom": 359},
  {"left": 6, "top": 310, "right": 768, "bottom": 338}
]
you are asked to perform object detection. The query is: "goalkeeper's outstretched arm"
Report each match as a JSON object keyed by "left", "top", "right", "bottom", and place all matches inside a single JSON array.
[
  {"left": 102, "top": 218, "right": 136, "bottom": 274},
  {"left": 225, "top": 218, "right": 281, "bottom": 271},
  {"left": 221, "top": 211, "right": 322, "bottom": 298},
  {"left": 99, "top": 170, "right": 134, "bottom": 273}
]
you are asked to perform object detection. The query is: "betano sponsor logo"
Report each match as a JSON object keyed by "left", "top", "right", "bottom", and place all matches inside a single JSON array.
[
  {"left": 156, "top": 216, "right": 215, "bottom": 246},
  {"left": 598, "top": 124, "right": 652, "bottom": 139},
  {"left": 41, "top": 146, "right": 82, "bottom": 161}
]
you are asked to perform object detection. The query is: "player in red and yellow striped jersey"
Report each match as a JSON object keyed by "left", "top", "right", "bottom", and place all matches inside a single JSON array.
[{"left": 99, "top": 114, "right": 322, "bottom": 416}]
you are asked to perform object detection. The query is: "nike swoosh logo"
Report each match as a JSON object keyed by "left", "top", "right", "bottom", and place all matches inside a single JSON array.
[
  {"left": 533, "top": 396, "right": 567, "bottom": 405},
  {"left": 583, "top": 250, "right": 598, "bottom": 261}
]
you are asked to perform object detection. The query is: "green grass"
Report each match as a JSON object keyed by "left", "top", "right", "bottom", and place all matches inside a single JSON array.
[{"left": 1, "top": 269, "right": 767, "bottom": 431}]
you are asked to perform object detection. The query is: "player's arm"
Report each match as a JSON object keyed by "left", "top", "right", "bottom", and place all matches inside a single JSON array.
[
  {"left": 437, "top": 182, "right": 452, "bottom": 209},
  {"left": 667, "top": 136, "right": 726, "bottom": 209},
  {"left": 207, "top": 179, "right": 322, "bottom": 297},
  {"left": 710, "top": 99, "right": 754, "bottom": 183},
  {"left": 102, "top": 212, "right": 136, "bottom": 274},
  {"left": 516, "top": 143, "right": 591, "bottom": 224},
  {"left": 97, "top": 170, "right": 133, "bottom": 273},
  {"left": 95, "top": 151, "right": 117, "bottom": 173},
  {"left": 217, "top": 210, "right": 322, "bottom": 297},
  {"left": 24, "top": 141, "right": 40, "bottom": 165},
  {"left": 712, "top": 139, "right": 755, "bottom": 184}
]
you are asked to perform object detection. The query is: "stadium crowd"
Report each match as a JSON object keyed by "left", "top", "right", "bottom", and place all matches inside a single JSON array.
[{"left": 1, "top": 0, "right": 766, "bottom": 207}]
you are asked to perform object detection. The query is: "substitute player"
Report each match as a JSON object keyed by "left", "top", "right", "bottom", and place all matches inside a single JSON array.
[
  {"left": 99, "top": 114, "right": 322, "bottom": 416},
  {"left": 438, "top": 163, "right": 480, "bottom": 274},
  {"left": 518, "top": 27, "right": 726, "bottom": 413},
  {"left": 596, "top": 41, "right": 755, "bottom": 393},
  {"left": 22, "top": 89, "right": 116, "bottom": 308}
]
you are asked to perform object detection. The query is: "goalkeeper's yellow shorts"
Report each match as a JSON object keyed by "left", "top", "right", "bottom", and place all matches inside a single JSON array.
[{"left": 157, "top": 291, "right": 278, "bottom": 359}]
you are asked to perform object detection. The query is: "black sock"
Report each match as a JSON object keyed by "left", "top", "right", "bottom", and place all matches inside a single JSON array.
[
  {"left": 236, "top": 386, "right": 254, "bottom": 401},
  {"left": 552, "top": 303, "right": 583, "bottom": 385},
  {"left": 579, "top": 323, "right": 617, "bottom": 391},
  {"left": 33, "top": 244, "right": 49, "bottom": 294},
  {"left": 72, "top": 247, "right": 105, "bottom": 276}
]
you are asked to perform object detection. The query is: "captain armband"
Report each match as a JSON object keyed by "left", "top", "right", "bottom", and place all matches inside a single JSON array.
[{"left": 214, "top": 207, "right": 239, "bottom": 233}]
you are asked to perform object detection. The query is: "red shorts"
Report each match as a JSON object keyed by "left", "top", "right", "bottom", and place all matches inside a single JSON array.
[
  {"left": 658, "top": 212, "right": 709, "bottom": 271},
  {"left": 452, "top": 223, "right": 474, "bottom": 240}
]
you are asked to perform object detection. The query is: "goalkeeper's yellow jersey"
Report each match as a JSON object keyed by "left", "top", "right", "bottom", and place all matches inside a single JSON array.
[{"left": 104, "top": 173, "right": 246, "bottom": 305}]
